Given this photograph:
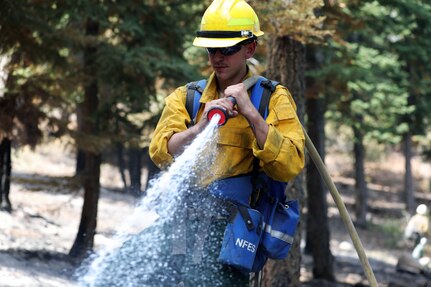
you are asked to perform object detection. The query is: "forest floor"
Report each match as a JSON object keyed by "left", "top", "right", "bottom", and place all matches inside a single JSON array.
[{"left": 1, "top": 139, "right": 431, "bottom": 287}]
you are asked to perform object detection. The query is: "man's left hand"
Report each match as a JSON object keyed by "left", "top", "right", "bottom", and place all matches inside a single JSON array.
[{"left": 223, "top": 83, "right": 255, "bottom": 118}]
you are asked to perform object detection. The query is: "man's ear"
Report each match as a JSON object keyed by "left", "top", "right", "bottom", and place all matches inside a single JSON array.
[{"left": 245, "top": 41, "right": 257, "bottom": 59}]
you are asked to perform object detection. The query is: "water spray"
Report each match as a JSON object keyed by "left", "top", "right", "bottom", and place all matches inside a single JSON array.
[{"left": 78, "top": 113, "right": 222, "bottom": 287}]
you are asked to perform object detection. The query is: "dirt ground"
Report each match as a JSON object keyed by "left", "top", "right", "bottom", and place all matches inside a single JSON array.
[{"left": 1, "top": 140, "right": 431, "bottom": 287}]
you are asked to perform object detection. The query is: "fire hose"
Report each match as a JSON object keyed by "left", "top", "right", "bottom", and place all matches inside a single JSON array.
[
  {"left": 208, "top": 76, "right": 379, "bottom": 287},
  {"left": 303, "top": 129, "right": 378, "bottom": 287}
]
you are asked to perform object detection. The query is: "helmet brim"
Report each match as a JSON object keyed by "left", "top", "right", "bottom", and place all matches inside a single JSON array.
[{"left": 193, "top": 32, "right": 263, "bottom": 48}]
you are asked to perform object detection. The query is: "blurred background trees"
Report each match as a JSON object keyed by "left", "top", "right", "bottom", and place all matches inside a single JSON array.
[
  {"left": 1, "top": 0, "right": 205, "bottom": 260},
  {"left": 1, "top": 0, "right": 431, "bottom": 285}
]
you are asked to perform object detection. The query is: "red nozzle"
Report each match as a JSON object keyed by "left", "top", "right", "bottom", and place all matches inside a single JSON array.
[
  {"left": 207, "top": 96, "right": 236, "bottom": 126},
  {"left": 207, "top": 107, "right": 228, "bottom": 126}
]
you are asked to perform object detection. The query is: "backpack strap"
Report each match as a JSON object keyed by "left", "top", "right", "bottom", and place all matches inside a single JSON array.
[
  {"left": 250, "top": 77, "right": 279, "bottom": 172},
  {"left": 250, "top": 77, "right": 280, "bottom": 206},
  {"left": 186, "top": 80, "right": 207, "bottom": 127},
  {"left": 250, "top": 77, "right": 279, "bottom": 120}
]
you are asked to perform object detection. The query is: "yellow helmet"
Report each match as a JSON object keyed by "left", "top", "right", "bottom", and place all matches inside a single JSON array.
[{"left": 193, "top": 0, "right": 264, "bottom": 48}]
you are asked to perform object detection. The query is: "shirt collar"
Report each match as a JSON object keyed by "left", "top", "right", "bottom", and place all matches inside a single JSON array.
[{"left": 200, "top": 67, "right": 253, "bottom": 103}]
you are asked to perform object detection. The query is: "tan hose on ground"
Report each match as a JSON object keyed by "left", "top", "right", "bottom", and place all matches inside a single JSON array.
[{"left": 303, "top": 127, "right": 379, "bottom": 287}]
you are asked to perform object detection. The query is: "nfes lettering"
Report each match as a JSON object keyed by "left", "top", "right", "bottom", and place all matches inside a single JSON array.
[{"left": 235, "top": 238, "right": 256, "bottom": 253}]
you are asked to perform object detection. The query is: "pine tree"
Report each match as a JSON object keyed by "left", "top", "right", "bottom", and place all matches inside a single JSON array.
[
  {"left": 0, "top": 0, "right": 74, "bottom": 212},
  {"left": 375, "top": 0, "right": 431, "bottom": 213},
  {"left": 250, "top": 0, "right": 333, "bottom": 285},
  {"left": 64, "top": 0, "right": 204, "bottom": 260},
  {"left": 312, "top": 0, "right": 411, "bottom": 226},
  {"left": 1, "top": 0, "right": 205, "bottom": 259}
]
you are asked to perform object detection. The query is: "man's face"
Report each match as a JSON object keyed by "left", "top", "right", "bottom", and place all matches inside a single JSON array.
[{"left": 208, "top": 42, "right": 255, "bottom": 83}]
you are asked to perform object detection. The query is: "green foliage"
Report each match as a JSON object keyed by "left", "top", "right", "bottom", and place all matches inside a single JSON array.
[
  {"left": 96, "top": 0, "right": 204, "bottom": 148},
  {"left": 3, "top": 0, "right": 428, "bottom": 157},
  {"left": 310, "top": 1, "right": 421, "bottom": 146},
  {"left": 0, "top": 0, "right": 205, "bottom": 149},
  {"left": 0, "top": 1, "right": 73, "bottom": 145},
  {"left": 372, "top": 0, "right": 431, "bottom": 155}
]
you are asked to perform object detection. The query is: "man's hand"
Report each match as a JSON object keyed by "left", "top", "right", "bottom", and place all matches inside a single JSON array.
[
  {"left": 168, "top": 96, "right": 237, "bottom": 156},
  {"left": 194, "top": 97, "right": 237, "bottom": 128},
  {"left": 223, "top": 83, "right": 254, "bottom": 118},
  {"left": 223, "top": 83, "right": 269, "bottom": 149}
]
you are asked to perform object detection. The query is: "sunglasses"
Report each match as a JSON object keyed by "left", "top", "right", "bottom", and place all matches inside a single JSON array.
[
  {"left": 207, "top": 45, "right": 243, "bottom": 56},
  {"left": 206, "top": 39, "right": 255, "bottom": 56}
]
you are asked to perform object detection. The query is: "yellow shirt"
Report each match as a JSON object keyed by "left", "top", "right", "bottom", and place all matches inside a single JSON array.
[{"left": 149, "top": 72, "right": 305, "bottom": 183}]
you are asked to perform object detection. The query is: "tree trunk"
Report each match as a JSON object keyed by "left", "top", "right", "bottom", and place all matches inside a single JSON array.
[
  {"left": 116, "top": 142, "right": 129, "bottom": 191},
  {"left": 353, "top": 121, "right": 368, "bottom": 227},
  {"left": 403, "top": 131, "right": 415, "bottom": 214},
  {"left": 403, "top": 65, "right": 416, "bottom": 214},
  {"left": 305, "top": 93, "right": 334, "bottom": 279},
  {"left": 141, "top": 146, "right": 159, "bottom": 195},
  {"left": 261, "top": 35, "right": 305, "bottom": 287},
  {"left": 76, "top": 149, "right": 86, "bottom": 176},
  {"left": 69, "top": 19, "right": 100, "bottom": 261},
  {"left": 0, "top": 138, "right": 4, "bottom": 208},
  {"left": 0, "top": 137, "right": 12, "bottom": 212},
  {"left": 127, "top": 147, "right": 142, "bottom": 195},
  {"left": 75, "top": 104, "right": 86, "bottom": 176}
]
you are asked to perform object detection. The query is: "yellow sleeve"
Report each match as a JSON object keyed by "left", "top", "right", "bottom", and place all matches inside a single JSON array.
[
  {"left": 149, "top": 86, "right": 190, "bottom": 168},
  {"left": 252, "top": 85, "right": 305, "bottom": 182}
]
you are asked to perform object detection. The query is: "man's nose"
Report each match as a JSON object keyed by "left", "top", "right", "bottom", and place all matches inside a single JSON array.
[{"left": 213, "top": 49, "right": 225, "bottom": 58}]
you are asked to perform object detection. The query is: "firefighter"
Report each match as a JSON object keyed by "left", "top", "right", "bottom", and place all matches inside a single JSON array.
[
  {"left": 149, "top": 0, "right": 305, "bottom": 285},
  {"left": 405, "top": 204, "right": 429, "bottom": 246}
]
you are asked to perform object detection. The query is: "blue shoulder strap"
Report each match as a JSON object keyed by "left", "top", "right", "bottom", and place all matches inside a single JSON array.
[
  {"left": 186, "top": 79, "right": 207, "bottom": 126},
  {"left": 250, "top": 77, "right": 267, "bottom": 118},
  {"left": 250, "top": 76, "right": 279, "bottom": 120},
  {"left": 249, "top": 77, "right": 286, "bottom": 201}
]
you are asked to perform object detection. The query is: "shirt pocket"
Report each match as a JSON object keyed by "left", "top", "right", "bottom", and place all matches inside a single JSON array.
[
  {"left": 268, "top": 103, "right": 296, "bottom": 125},
  {"left": 218, "top": 127, "right": 254, "bottom": 149}
]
